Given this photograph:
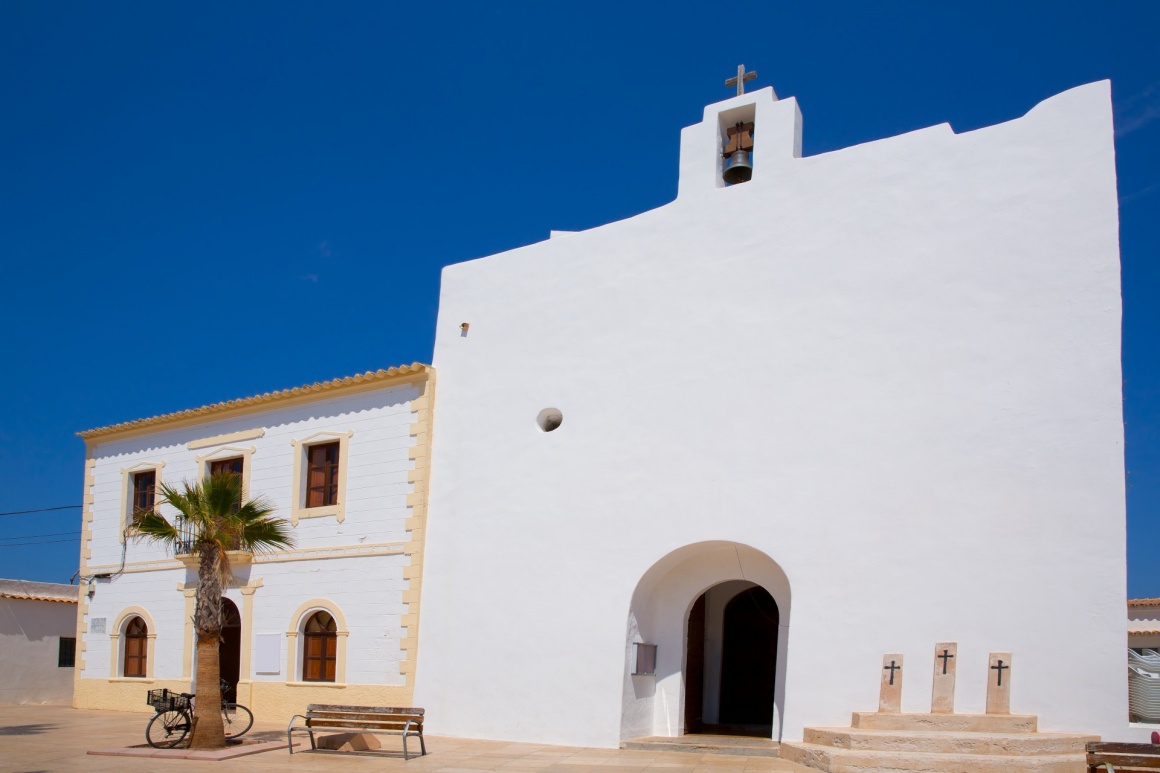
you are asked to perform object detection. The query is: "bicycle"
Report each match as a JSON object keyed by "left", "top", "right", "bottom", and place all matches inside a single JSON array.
[{"left": 145, "top": 681, "right": 254, "bottom": 748}]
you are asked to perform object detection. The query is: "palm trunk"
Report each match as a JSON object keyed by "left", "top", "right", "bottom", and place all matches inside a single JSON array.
[
  {"left": 190, "top": 543, "right": 227, "bottom": 749},
  {"left": 191, "top": 633, "right": 226, "bottom": 748}
]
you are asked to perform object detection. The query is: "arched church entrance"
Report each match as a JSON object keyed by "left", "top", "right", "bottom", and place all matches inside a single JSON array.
[
  {"left": 219, "top": 598, "right": 241, "bottom": 703},
  {"left": 621, "top": 542, "right": 790, "bottom": 743},
  {"left": 685, "top": 584, "right": 778, "bottom": 734}
]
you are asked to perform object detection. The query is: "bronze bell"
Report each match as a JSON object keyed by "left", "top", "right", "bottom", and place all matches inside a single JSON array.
[{"left": 723, "top": 149, "right": 753, "bottom": 184}]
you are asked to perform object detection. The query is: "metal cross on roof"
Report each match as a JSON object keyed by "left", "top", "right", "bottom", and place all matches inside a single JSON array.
[{"left": 725, "top": 64, "right": 757, "bottom": 96}]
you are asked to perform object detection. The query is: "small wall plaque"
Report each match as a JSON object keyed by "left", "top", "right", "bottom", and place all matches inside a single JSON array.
[{"left": 89, "top": 617, "right": 106, "bottom": 634}]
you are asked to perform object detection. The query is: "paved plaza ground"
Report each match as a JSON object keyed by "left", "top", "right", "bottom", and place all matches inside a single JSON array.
[{"left": 1, "top": 705, "right": 815, "bottom": 773}]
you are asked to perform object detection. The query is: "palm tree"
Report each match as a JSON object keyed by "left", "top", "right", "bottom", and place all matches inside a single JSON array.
[{"left": 135, "top": 472, "right": 293, "bottom": 749}]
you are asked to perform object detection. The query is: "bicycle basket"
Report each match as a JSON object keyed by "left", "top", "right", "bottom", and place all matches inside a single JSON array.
[{"left": 146, "top": 688, "right": 190, "bottom": 712}]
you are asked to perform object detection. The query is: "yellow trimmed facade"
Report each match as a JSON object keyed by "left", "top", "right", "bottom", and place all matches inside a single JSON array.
[{"left": 73, "top": 364, "right": 435, "bottom": 721}]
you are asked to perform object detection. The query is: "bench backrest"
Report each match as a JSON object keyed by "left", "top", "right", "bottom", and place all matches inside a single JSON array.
[
  {"left": 304, "top": 704, "right": 424, "bottom": 731},
  {"left": 1086, "top": 741, "right": 1160, "bottom": 770}
]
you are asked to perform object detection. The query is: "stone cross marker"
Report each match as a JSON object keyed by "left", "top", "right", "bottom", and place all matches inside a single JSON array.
[
  {"left": 931, "top": 642, "right": 958, "bottom": 714},
  {"left": 986, "top": 652, "right": 1013, "bottom": 714},
  {"left": 880, "top": 654, "right": 904, "bottom": 713},
  {"left": 725, "top": 64, "right": 757, "bottom": 96}
]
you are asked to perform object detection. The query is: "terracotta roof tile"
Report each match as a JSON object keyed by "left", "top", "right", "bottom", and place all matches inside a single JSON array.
[
  {"left": 79, "top": 363, "right": 430, "bottom": 441},
  {"left": 0, "top": 579, "right": 78, "bottom": 603}
]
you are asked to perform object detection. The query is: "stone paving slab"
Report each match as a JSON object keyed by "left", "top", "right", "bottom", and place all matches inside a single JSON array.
[{"left": 1, "top": 704, "right": 816, "bottom": 773}]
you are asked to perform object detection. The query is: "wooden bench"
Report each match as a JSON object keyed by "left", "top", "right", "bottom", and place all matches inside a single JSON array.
[
  {"left": 287, "top": 704, "right": 426, "bottom": 760},
  {"left": 1087, "top": 741, "right": 1160, "bottom": 772}
]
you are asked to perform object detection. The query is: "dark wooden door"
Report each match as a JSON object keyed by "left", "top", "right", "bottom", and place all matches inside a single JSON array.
[
  {"left": 684, "top": 593, "right": 706, "bottom": 733},
  {"left": 219, "top": 599, "right": 241, "bottom": 702},
  {"left": 718, "top": 587, "right": 778, "bottom": 727}
]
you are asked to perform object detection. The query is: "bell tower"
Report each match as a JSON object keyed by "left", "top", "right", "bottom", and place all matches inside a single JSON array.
[
  {"left": 722, "top": 65, "right": 758, "bottom": 184},
  {"left": 676, "top": 68, "right": 802, "bottom": 198}
]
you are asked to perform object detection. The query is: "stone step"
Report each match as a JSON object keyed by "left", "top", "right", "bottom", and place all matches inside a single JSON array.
[
  {"left": 803, "top": 727, "right": 1097, "bottom": 756},
  {"left": 620, "top": 734, "right": 780, "bottom": 758},
  {"left": 780, "top": 742, "right": 1085, "bottom": 773},
  {"left": 851, "top": 712, "right": 1038, "bottom": 733}
]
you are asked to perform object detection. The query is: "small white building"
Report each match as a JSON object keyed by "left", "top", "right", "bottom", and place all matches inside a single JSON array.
[
  {"left": 413, "top": 81, "right": 1129, "bottom": 747},
  {"left": 0, "top": 579, "right": 79, "bottom": 705},
  {"left": 72, "top": 364, "right": 434, "bottom": 718}
]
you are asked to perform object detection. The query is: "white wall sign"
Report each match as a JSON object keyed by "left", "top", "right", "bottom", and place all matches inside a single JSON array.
[
  {"left": 254, "top": 633, "right": 281, "bottom": 674},
  {"left": 89, "top": 618, "right": 106, "bottom": 634}
]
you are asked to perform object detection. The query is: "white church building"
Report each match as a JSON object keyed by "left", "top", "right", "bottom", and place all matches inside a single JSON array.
[{"left": 74, "top": 80, "right": 1132, "bottom": 756}]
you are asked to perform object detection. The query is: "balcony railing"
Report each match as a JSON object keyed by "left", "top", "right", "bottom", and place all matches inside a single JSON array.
[{"left": 174, "top": 518, "right": 197, "bottom": 557}]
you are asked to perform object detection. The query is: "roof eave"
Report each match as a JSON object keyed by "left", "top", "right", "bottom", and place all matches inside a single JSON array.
[{"left": 78, "top": 363, "right": 432, "bottom": 444}]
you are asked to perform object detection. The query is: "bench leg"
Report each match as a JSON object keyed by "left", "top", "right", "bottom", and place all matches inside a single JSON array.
[
  {"left": 419, "top": 732, "right": 426, "bottom": 756},
  {"left": 287, "top": 729, "right": 294, "bottom": 755},
  {"left": 403, "top": 733, "right": 409, "bottom": 761}
]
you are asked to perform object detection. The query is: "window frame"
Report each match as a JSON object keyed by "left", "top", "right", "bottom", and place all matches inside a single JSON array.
[
  {"left": 123, "top": 617, "right": 148, "bottom": 678},
  {"left": 301, "top": 611, "right": 338, "bottom": 682},
  {"left": 119, "top": 461, "right": 165, "bottom": 540},
  {"left": 286, "top": 598, "right": 349, "bottom": 685},
  {"left": 289, "top": 431, "right": 353, "bottom": 525},
  {"left": 194, "top": 446, "right": 255, "bottom": 502},
  {"left": 305, "top": 441, "right": 341, "bottom": 509},
  {"left": 109, "top": 606, "right": 157, "bottom": 681}
]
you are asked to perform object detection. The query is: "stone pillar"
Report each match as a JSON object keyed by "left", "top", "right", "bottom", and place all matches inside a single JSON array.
[
  {"left": 179, "top": 584, "right": 197, "bottom": 681},
  {"left": 237, "top": 580, "right": 263, "bottom": 707},
  {"left": 986, "top": 652, "right": 1012, "bottom": 714},
  {"left": 879, "top": 654, "right": 904, "bottom": 713},
  {"left": 931, "top": 642, "right": 957, "bottom": 714}
]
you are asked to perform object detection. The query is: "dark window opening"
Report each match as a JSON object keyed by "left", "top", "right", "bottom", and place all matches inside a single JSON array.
[
  {"left": 306, "top": 442, "right": 340, "bottom": 508},
  {"left": 132, "top": 470, "right": 156, "bottom": 524},
  {"left": 58, "top": 637, "right": 76, "bottom": 668}
]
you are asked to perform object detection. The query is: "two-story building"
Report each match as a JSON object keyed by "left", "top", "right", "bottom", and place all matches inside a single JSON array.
[{"left": 72, "top": 364, "right": 433, "bottom": 719}]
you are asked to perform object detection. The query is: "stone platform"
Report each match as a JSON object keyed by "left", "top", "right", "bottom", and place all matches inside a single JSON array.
[{"left": 779, "top": 712, "right": 1096, "bottom": 773}]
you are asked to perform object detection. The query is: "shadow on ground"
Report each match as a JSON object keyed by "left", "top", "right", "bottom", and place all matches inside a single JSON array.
[{"left": 0, "top": 724, "right": 56, "bottom": 736}]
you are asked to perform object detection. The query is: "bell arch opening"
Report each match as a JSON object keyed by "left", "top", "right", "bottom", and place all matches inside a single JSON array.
[{"left": 620, "top": 541, "right": 790, "bottom": 742}]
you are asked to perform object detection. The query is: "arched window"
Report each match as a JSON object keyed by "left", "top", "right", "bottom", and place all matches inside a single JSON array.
[
  {"left": 124, "top": 617, "right": 148, "bottom": 678},
  {"left": 302, "top": 611, "right": 337, "bottom": 682}
]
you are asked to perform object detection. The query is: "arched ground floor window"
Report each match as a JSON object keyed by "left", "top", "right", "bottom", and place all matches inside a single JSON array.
[
  {"left": 302, "top": 611, "right": 338, "bottom": 682},
  {"left": 124, "top": 617, "right": 148, "bottom": 678}
]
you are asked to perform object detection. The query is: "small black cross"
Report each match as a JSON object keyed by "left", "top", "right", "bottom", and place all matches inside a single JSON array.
[
  {"left": 991, "top": 659, "right": 1009, "bottom": 687},
  {"left": 937, "top": 649, "right": 955, "bottom": 675},
  {"left": 883, "top": 660, "right": 901, "bottom": 686}
]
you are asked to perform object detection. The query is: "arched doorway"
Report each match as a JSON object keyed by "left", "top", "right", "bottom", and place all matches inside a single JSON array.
[
  {"left": 620, "top": 541, "right": 790, "bottom": 742},
  {"left": 684, "top": 583, "right": 778, "bottom": 735},
  {"left": 219, "top": 598, "right": 241, "bottom": 702}
]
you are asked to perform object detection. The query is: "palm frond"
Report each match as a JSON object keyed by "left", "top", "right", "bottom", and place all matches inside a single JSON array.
[
  {"left": 239, "top": 516, "right": 295, "bottom": 553},
  {"left": 206, "top": 472, "right": 244, "bottom": 518},
  {"left": 134, "top": 510, "right": 181, "bottom": 543}
]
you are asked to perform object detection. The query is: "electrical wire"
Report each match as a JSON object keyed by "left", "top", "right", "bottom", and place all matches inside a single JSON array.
[
  {"left": 0, "top": 505, "right": 82, "bottom": 517},
  {"left": 0, "top": 531, "right": 81, "bottom": 541},
  {"left": 0, "top": 537, "right": 81, "bottom": 548}
]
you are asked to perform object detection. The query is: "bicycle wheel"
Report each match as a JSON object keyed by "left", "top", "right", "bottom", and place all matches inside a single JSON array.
[
  {"left": 146, "top": 709, "right": 191, "bottom": 748},
  {"left": 222, "top": 703, "right": 253, "bottom": 738}
]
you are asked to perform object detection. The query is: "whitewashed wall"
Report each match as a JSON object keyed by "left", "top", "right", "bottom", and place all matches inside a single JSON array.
[
  {"left": 0, "top": 597, "right": 77, "bottom": 704},
  {"left": 416, "top": 82, "right": 1128, "bottom": 746},
  {"left": 80, "top": 383, "right": 419, "bottom": 687}
]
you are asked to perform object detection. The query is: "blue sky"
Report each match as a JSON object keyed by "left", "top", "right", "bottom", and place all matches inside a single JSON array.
[{"left": 1, "top": 2, "right": 1158, "bottom": 592}]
